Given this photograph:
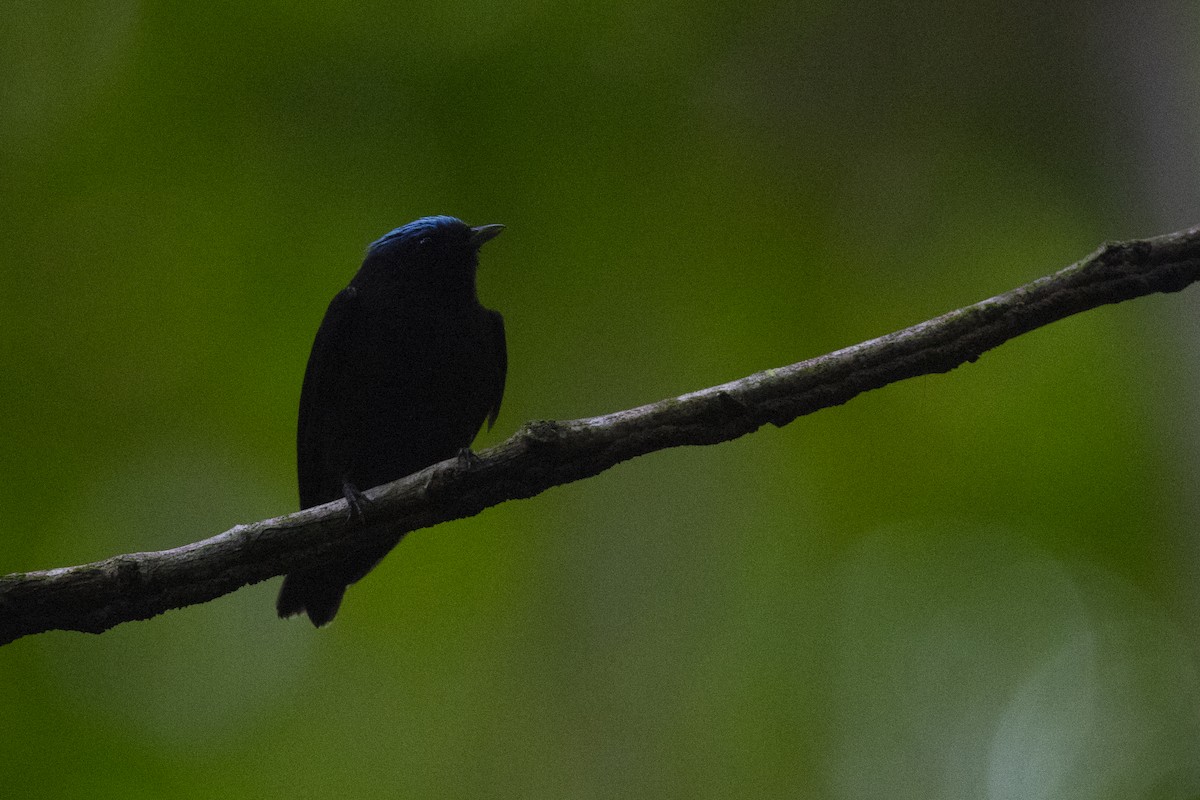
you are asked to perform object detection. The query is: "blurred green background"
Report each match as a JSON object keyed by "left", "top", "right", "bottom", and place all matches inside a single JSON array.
[{"left": 4, "top": 1, "right": 1200, "bottom": 797}]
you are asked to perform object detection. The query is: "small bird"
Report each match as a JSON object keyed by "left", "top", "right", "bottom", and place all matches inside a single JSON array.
[{"left": 277, "top": 216, "right": 508, "bottom": 626}]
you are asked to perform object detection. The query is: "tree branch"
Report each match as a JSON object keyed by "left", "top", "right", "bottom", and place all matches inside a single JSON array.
[{"left": 4, "top": 226, "right": 1200, "bottom": 645}]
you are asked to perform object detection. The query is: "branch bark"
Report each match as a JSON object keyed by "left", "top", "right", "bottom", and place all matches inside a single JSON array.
[{"left": 4, "top": 226, "right": 1200, "bottom": 645}]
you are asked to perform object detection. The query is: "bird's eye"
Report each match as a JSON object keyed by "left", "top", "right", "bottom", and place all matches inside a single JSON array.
[{"left": 417, "top": 236, "right": 432, "bottom": 250}]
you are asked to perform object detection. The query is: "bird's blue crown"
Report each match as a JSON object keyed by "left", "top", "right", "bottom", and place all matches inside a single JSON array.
[{"left": 368, "top": 215, "right": 466, "bottom": 254}]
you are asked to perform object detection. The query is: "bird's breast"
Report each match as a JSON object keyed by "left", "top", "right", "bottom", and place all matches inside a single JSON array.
[{"left": 351, "top": 304, "right": 493, "bottom": 397}]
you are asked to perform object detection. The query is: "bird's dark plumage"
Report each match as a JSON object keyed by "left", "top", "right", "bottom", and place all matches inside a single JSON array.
[{"left": 277, "top": 215, "right": 507, "bottom": 626}]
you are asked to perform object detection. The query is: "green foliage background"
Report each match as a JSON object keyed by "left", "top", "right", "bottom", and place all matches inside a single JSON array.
[{"left": 3, "top": 2, "right": 1200, "bottom": 797}]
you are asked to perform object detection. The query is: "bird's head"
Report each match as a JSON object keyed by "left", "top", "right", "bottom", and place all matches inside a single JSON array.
[{"left": 356, "top": 215, "right": 504, "bottom": 296}]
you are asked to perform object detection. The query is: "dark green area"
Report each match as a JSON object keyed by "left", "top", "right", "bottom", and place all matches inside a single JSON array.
[{"left": 3, "top": 2, "right": 1199, "bottom": 796}]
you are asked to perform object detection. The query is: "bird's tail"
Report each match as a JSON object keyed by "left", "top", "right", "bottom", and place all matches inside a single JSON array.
[{"left": 277, "top": 570, "right": 346, "bottom": 627}]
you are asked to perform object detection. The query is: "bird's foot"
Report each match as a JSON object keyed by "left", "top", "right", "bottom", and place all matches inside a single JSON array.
[
  {"left": 421, "top": 450, "right": 478, "bottom": 500},
  {"left": 342, "top": 480, "right": 374, "bottom": 526},
  {"left": 455, "top": 447, "right": 481, "bottom": 470}
]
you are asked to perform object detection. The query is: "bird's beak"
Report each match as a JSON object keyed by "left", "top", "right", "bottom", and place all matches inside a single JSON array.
[{"left": 469, "top": 224, "right": 505, "bottom": 249}]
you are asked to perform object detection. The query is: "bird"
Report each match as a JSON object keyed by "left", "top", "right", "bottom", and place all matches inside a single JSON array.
[{"left": 277, "top": 215, "right": 508, "bottom": 626}]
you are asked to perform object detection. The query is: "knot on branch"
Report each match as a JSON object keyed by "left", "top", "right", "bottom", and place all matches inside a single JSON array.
[
  {"left": 519, "top": 419, "right": 569, "bottom": 450},
  {"left": 1098, "top": 238, "right": 1152, "bottom": 267},
  {"left": 109, "top": 554, "right": 145, "bottom": 591}
]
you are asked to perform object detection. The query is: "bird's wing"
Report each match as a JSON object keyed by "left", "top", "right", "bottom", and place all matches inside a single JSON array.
[
  {"left": 485, "top": 309, "right": 507, "bottom": 430},
  {"left": 296, "top": 285, "right": 359, "bottom": 507}
]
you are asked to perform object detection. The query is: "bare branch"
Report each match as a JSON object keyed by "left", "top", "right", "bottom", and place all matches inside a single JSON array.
[{"left": 4, "top": 226, "right": 1199, "bottom": 645}]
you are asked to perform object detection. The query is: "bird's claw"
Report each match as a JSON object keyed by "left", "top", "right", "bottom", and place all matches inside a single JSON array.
[{"left": 342, "top": 481, "right": 374, "bottom": 525}]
